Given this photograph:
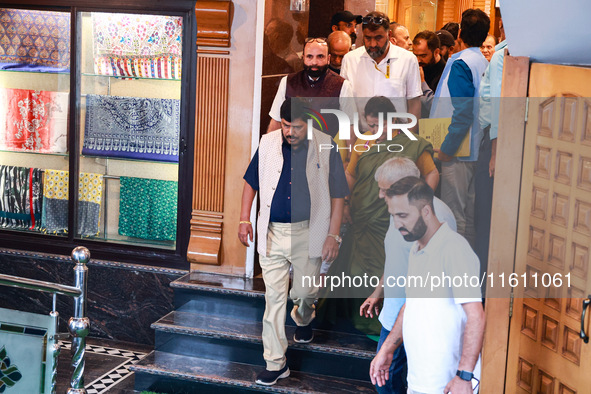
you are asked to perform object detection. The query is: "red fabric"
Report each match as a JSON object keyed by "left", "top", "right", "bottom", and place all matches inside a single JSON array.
[{"left": 1, "top": 88, "right": 69, "bottom": 153}]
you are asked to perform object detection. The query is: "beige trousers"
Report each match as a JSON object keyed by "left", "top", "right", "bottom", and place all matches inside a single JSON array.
[{"left": 260, "top": 221, "right": 321, "bottom": 370}]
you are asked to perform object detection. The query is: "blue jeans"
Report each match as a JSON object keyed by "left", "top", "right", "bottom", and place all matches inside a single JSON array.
[{"left": 376, "top": 326, "right": 407, "bottom": 394}]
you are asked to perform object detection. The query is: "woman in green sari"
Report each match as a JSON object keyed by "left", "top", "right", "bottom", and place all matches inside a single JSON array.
[{"left": 317, "top": 96, "right": 438, "bottom": 336}]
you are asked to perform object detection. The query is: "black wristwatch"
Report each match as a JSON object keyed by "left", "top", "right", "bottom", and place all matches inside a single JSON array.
[{"left": 456, "top": 370, "right": 474, "bottom": 381}]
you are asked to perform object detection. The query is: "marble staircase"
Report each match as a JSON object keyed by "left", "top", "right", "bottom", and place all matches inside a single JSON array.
[{"left": 131, "top": 272, "right": 377, "bottom": 393}]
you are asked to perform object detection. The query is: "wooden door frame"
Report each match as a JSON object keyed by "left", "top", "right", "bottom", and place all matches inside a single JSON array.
[{"left": 480, "top": 54, "right": 531, "bottom": 392}]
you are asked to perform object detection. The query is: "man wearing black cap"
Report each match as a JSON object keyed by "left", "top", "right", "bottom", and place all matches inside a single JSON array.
[
  {"left": 436, "top": 29, "right": 456, "bottom": 61},
  {"left": 331, "top": 11, "right": 362, "bottom": 44}
]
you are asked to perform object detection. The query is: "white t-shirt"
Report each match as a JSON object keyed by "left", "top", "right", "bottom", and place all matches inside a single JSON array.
[
  {"left": 403, "top": 222, "right": 482, "bottom": 393},
  {"left": 268, "top": 74, "right": 356, "bottom": 122},
  {"left": 340, "top": 43, "right": 422, "bottom": 120},
  {"left": 379, "top": 197, "right": 456, "bottom": 330}
]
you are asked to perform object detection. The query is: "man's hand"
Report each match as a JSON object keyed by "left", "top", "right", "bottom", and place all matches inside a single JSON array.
[
  {"left": 322, "top": 236, "right": 339, "bottom": 262},
  {"left": 360, "top": 296, "right": 382, "bottom": 318},
  {"left": 419, "top": 66, "right": 425, "bottom": 83},
  {"left": 370, "top": 347, "right": 393, "bottom": 387},
  {"left": 238, "top": 223, "right": 253, "bottom": 247},
  {"left": 438, "top": 150, "right": 454, "bottom": 162},
  {"left": 444, "top": 375, "right": 473, "bottom": 394}
]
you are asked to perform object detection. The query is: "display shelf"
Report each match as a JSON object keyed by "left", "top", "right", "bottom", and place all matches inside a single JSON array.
[
  {"left": 0, "top": 227, "right": 67, "bottom": 237},
  {"left": 81, "top": 72, "right": 181, "bottom": 82},
  {"left": 0, "top": 68, "right": 70, "bottom": 76},
  {"left": 80, "top": 234, "right": 176, "bottom": 249},
  {"left": 0, "top": 149, "right": 68, "bottom": 157},
  {"left": 80, "top": 154, "right": 180, "bottom": 165}
]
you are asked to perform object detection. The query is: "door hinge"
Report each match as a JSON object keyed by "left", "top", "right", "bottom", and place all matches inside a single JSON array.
[
  {"left": 524, "top": 97, "right": 530, "bottom": 123},
  {"left": 509, "top": 291, "right": 514, "bottom": 318}
]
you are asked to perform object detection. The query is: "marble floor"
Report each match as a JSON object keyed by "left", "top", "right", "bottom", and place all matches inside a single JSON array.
[{"left": 56, "top": 337, "right": 152, "bottom": 394}]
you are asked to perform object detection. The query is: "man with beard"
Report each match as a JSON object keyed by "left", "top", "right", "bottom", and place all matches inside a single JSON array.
[
  {"left": 413, "top": 30, "right": 445, "bottom": 92},
  {"left": 370, "top": 176, "right": 484, "bottom": 394},
  {"left": 267, "top": 38, "right": 354, "bottom": 136},
  {"left": 359, "top": 158, "right": 455, "bottom": 394},
  {"left": 436, "top": 29, "right": 456, "bottom": 61},
  {"left": 330, "top": 11, "right": 362, "bottom": 46},
  {"left": 339, "top": 11, "right": 422, "bottom": 132}
]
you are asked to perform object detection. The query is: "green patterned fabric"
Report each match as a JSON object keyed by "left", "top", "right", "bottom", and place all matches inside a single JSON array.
[{"left": 118, "top": 177, "right": 177, "bottom": 241}]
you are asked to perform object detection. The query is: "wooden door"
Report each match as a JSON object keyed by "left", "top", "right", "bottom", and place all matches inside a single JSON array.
[{"left": 505, "top": 63, "right": 591, "bottom": 393}]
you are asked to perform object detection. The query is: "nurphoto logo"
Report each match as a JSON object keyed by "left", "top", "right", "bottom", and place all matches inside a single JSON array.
[{"left": 306, "top": 109, "right": 418, "bottom": 153}]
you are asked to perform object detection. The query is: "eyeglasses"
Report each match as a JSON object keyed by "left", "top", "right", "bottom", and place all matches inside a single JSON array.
[
  {"left": 362, "top": 16, "right": 387, "bottom": 25},
  {"left": 304, "top": 37, "right": 327, "bottom": 44}
]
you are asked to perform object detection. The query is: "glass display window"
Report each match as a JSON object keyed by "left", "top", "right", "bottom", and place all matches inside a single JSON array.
[{"left": 0, "top": 2, "right": 197, "bottom": 268}]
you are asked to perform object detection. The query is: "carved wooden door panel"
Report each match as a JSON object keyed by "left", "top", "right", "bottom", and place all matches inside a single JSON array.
[{"left": 505, "top": 63, "right": 591, "bottom": 393}]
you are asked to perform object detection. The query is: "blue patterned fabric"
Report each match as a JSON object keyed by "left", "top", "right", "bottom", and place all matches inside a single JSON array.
[{"left": 82, "top": 94, "right": 180, "bottom": 162}]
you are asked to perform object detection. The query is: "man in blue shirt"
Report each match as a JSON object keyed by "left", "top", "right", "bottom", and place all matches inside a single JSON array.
[
  {"left": 429, "top": 9, "right": 490, "bottom": 247},
  {"left": 239, "top": 98, "right": 349, "bottom": 386},
  {"left": 476, "top": 14, "right": 506, "bottom": 278}
]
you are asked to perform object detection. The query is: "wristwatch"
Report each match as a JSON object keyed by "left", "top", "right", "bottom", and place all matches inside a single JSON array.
[
  {"left": 327, "top": 234, "right": 342, "bottom": 244},
  {"left": 456, "top": 370, "right": 474, "bottom": 381}
]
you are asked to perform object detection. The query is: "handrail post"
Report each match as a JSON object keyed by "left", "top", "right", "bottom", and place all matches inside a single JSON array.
[{"left": 67, "top": 246, "right": 90, "bottom": 394}]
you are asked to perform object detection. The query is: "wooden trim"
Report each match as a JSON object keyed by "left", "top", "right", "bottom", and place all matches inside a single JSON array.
[
  {"left": 187, "top": 210, "right": 223, "bottom": 265},
  {"left": 480, "top": 54, "right": 530, "bottom": 392},
  {"left": 197, "top": 49, "right": 231, "bottom": 55},
  {"left": 188, "top": 55, "right": 230, "bottom": 265},
  {"left": 196, "top": 1, "right": 233, "bottom": 48}
]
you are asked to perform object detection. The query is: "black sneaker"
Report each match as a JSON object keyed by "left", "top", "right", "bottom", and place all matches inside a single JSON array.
[
  {"left": 294, "top": 324, "right": 314, "bottom": 343},
  {"left": 255, "top": 364, "right": 290, "bottom": 386}
]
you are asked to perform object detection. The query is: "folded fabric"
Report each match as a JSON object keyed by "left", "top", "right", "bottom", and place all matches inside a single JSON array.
[
  {"left": 91, "top": 13, "right": 182, "bottom": 79},
  {"left": 0, "top": 8, "right": 70, "bottom": 72},
  {"left": 0, "top": 165, "right": 42, "bottom": 230},
  {"left": 0, "top": 88, "right": 69, "bottom": 153},
  {"left": 118, "top": 177, "right": 177, "bottom": 241},
  {"left": 82, "top": 94, "right": 180, "bottom": 162},
  {"left": 41, "top": 170, "right": 103, "bottom": 237}
]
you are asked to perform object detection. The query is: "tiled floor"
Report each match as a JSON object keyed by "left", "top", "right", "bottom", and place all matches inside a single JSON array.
[{"left": 56, "top": 337, "right": 152, "bottom": 393}]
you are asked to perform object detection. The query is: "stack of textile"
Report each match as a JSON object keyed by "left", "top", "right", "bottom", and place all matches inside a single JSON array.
[
  {"left": 0, "top": 8, "right": 70, "bottom": 72},
  {"left": 0, "top": 88, "right": 69, "bottom": 153},
  {"left": 82, "top": 94, "right": 180, "bottom": 162},
  {"left": 0, "top": 166, "right": 42, "bottom": 230},
  {"left": 118, "top": 176, "right": 177, "bottom": 241},
  {"left": 91, "top": 13, "right": 182, "bottom": 79},
  {"left": 41, "top": 170, "right": 103, "bottom": 236}
]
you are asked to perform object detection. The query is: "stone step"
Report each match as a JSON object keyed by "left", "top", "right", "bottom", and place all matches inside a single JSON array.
[
  {"left": 172, "top": 272, "right": 268, "bottom": 320},
  {"left": 154, "top": 310, "right": 375, "bottom": 359},
  {"left": 171, "top": 272, "right": 266, "bottom": 298},
  {"left": 152, "top": 310, "right": 375, "bottom": 381},
  {"left": 131, "top": 351, "right": 377, "bottom": 394}
]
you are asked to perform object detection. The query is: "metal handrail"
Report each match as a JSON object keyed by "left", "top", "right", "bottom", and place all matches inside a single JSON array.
[
  {"left": 0, "top": 274, "right": 82, "bottom": 297},
  {"left": 0, "top": 246, "right": 90, "bottom": 394}
]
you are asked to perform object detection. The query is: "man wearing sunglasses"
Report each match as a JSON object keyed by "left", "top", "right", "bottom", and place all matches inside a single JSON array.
[
  {"left": 267, "top": 37, "right": 355, "bottom": 138},
  {"left": 339, "top": 11, "right": 422, "bottom": 132}
]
